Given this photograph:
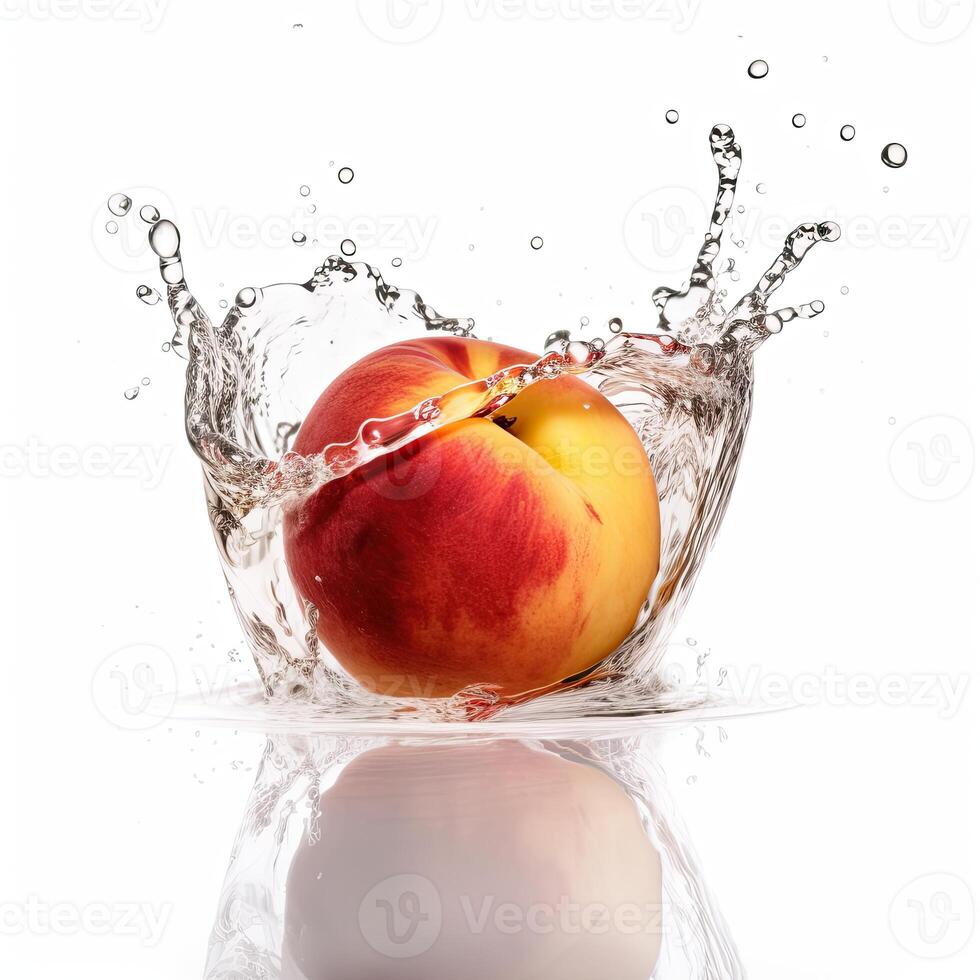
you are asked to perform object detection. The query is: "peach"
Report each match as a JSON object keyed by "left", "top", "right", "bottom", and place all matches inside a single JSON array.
[
  {"left": 283, "top": 336, "right": 659, "bottom": 697},
  {"left": 282, "top": 741, "right": 663, "bottom": 979}
]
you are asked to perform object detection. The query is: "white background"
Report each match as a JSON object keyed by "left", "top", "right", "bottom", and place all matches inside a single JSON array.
[{"left": 1, "top": 0, "right": 977, "bottom": 977}]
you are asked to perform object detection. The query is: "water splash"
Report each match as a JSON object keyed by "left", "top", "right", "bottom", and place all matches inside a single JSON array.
[{"left": 140, "top": 123, "right": 836, "bottom": 718}]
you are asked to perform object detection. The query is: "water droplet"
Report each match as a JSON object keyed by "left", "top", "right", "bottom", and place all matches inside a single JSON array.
[
  {"left": 141, "top": 377, "right": 151, "bottom": 386},
  {"left": 665, "top": 109, "right": 679, "bottom": 124},
  {"left": 580, "top": 316, "right": 590, "bottom": 327},
  {"left": 149, "top": 219, "right": 181, "bottom": 258},
  {"left": 839, "top": 124, "right": 855, "bottom": 142},
  {"left": 299, "top": 185, "right": 310, "bottom": 197},
  {"left": 107, "top": 193, "right": 132, "bottom": 216},
  {"left": 791, "top": 113, "right": 806, "bottom": 128},
  {"left": 608, "top": 317, "right": 623, "bottom": 333},
  {"left": 292, "top": 232, "right": 307, "bottom": 245},
  {"left": 747, "top": 59, "right": 769, "bottom": 79},
  {"left": 340, "top": 239, "right": 356, "bottom": 256},
  {"left": 881, "top": 142, "right": 907, "bottom": 168},
  {"left": 337, "top": 167, "right": 354, "bottom": 184},
  {"left": 105, "top": 220, "right": 119, "bottom": 235},
  {"left": 755, "top": 183, "right": 767, "bottom": 194},
  {"left": 161, "top": 342, "right": 171, "bottom": 352},
  {"left": 218, "top": 299, "right": 229, "bottom": 309},
  {"left": 139, "top": 204, "right": 160, "bottom": 224},
  {"left": 530, "top": 236, "right": 544, "bottom": 250},
  {"left": 124, "top": 386, "right": 140, "bottom": 400},
  {"left": 840, "top": 285, "right": 849, "bottom": 295},
  {"left": 136, "top": 284, "right": 161, "bottom": 305},
  {"left": 392, "top": 257, "right": 403, "bottom": 267},
  {"left": 236, "top": 287, "right": 258, "bottom": 308},
  {"left": 888, "top": 417, "right": 896, "bottom": 425}
]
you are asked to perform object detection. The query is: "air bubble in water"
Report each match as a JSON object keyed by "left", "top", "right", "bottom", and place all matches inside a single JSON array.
[
  {"left": 340, "top": 238, "right": 356, "bottom": 256},
  {"left": 124, "top": 386, "right": 140, "bottom": 400},
  {"left": 665, "top": 109, "right": 679, "bottom": 124},
  {"left": 881, "top": 142, "right": 907, "bottom": 168},
  {"left": 580, "top": 316, "right": 590, "bottom": 327},
  {"left": 292, "top": 232, "right": 307, "bottom": 245},
  {"left": 107, "top": 193, "right": 132, "bottom": 216},
  {"left": 105, "top": 220, "right": 119, "bottom": 235},
  {"left": 755, "top": 183, "right": 767, "bottom": 194},
  {"left": 140, "top": 205, "right": 160, "bottom": 224},
  {"left": 338, "top": 167, "right": 354, "bottom": 184},
  {"left": 791, "top": 113, "right": 806, "bottom": 128},
  {"left": 747, "top": 59, "right": 769, "bottom": 79},
  {"left": 530, "top": 236, "right": 543, "bottom": 250},
  {"left": 840, "top": 285, "right": 849, "bottom": 295},
  {"left": 299, "top": 185, "right": 310, "bottom": 197},
  {"left": 161, "top": 342, "right": 171, "bottom": 352},
  {"left": 840, "top": 125, "right": 855, "bottom": 142},
  {"left": 219, "top": 299, "right": 229, "bottom": 309},
  {"left": 236, "top": 287, "right": 259, "bottom": 308},
  {"left": 136, "top": 285, "right": 161, "bottom": 305},
  {"left": 141, "top": 377, "right": 151, "bottom": 386},
  {"left": 392, "top": 257, "right": 403, "bottom": 267},
  {"left": 608, "top": 317, "right": 623, "bottom": 333}
]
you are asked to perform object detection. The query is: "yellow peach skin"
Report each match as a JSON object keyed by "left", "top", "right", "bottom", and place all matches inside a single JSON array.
[{"left": 283, "top": 336, "right": 660, "bottom": 697}]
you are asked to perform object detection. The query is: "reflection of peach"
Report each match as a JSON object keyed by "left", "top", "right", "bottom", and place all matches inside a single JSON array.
[
  {"left": 283, "top": 742, "right": 663, "bottom": 979},
  {"left": 284, "top": 337, "right": 660, "bottom": 697}
]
